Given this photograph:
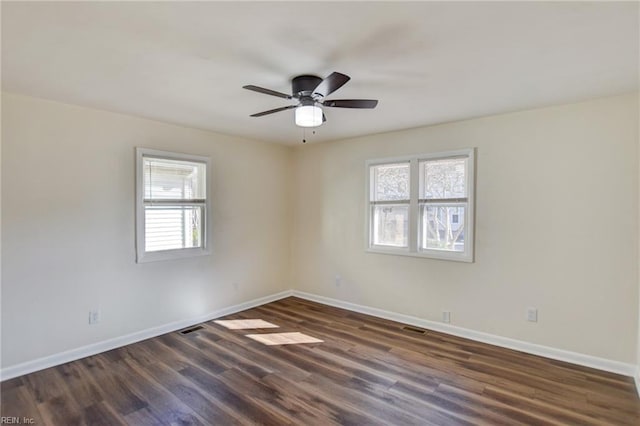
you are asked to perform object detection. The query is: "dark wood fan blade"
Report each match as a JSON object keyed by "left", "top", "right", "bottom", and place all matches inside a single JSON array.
[
  {"left": 322, "top": 99, "right": 378, "bottom": 108},
  {"left": 250, "top": 105, "right": 297, "bottom": 117},
  {"left": 312, "top": 72, "right": 350, "bottom": 98},
  {"left": 243, "top": 85, "right": 293, "bottom": 99}
]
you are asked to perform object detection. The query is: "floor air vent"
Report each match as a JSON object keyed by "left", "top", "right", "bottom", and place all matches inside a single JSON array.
[
  {"left": 402, "top": 325, "right": 426, "bottom": 334},
  {"left": 179, "top": 325, "right": 204, "bottom": 335}
]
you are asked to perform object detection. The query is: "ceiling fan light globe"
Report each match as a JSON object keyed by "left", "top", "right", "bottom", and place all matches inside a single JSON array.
[{"left": 295, "top": 105, "right": 323, "bottom": 127}]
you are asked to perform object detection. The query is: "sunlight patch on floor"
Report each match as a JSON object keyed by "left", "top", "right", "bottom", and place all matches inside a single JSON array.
[
  {"left": 214, "top": 319, "right": 280, "bottom": 329},
  {"left": 245, "top": 332, "right": 324, "bottom": 346}
]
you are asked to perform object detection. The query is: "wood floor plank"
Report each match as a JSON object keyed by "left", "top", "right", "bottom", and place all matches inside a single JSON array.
[
  {"left": 177, "top": 363, "right": 292, "bottom": 425},
  {"left": 37, "top": 394, "right": 85, "bottom": 426},
  {"left": 136, "top": 359, "right": 243, "bottom": 425},
  {"left": 74, "top": 355, "right": 148, "bottom": 417},
  {"left": 216, "top": 367, "right": 340, "bottom": 424},
  {"left": 113, "top": 358, "right": 210, "bottom": 426},
  {"left": 0, "top": 385, "right": 47, "bottom": 425},
  {"left": 200, "top": 332, "right": 312, "bottom": 382},
  {"left": 436, "top": 382, "right": 564, "bottom": 425},
  {"left": 81, "top": 401, "right": 127, "bottom": 426},
  {"left": 480, "top": 384, "right": 609, "bottom": 425},
  {"left": 22, "top": 366, "right": 69, "bottom": 404},
  {"left": 54, "top": 362, "right": 105, "bottom": 408},
  {"left": 2, "top": 296, "right": 639, "bottom": 425},
  {"left": 261, "top": 373, "right": 382, "bottom": 425},
  {"left": 123, "top": 407, "right": 169, "bottom": 426}
]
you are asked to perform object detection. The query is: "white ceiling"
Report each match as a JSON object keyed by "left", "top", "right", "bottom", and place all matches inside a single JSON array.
[{"left": 2, "top": 2, "right": 638, "bottom": 145}]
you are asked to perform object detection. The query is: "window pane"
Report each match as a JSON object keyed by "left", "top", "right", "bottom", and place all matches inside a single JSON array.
[
  {"left": 144, "top": 157, "right": 206, "bottom": 200},
  {"left": 420, "top": 205, "right": 465, "bottom": 252},
  {"left": 371, "top": 163, "right": 410, "bottom": 201},
  {"left": 372, "top": 205, "right": 409, "bottom": 247},
  {"left": 145, "top": 205, "right": 203, "bottom": 252},
  {"left": 420, "top": 158, "right": 467, "bottom": 199}
]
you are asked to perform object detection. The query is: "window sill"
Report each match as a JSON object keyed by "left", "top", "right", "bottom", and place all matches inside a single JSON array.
[
  {"left": 365, "top": 247, "right": 473, "bottom": 263},
  {"left": 136, "top": 248, "right": 210, "bottom": 263}
]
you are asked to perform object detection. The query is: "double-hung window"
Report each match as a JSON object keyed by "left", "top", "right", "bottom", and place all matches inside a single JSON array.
[
  {"left": 369, "top": 162, "right": 411, "bottom": 248},
  {"left": 367, "top": 149, "right": 475, "bottom": 262},
  {"left": 136, "top": 148, "right": 210, "bottom": 263}
]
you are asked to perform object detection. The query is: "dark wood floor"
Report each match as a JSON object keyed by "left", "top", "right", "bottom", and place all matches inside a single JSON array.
[{"left": 2, "top": 297, "right": 639, "bottom": 425}]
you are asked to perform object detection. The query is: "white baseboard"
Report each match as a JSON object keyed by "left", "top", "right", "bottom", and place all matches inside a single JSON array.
[
  {"left": 292, "top": 290, "right": 637, "bottom": 378},
  {"left": 635, "top": 367, "right": 640, "bottom": 398},
  {"left": 0, "top": 290, "right": 293, "bottom": 382}
]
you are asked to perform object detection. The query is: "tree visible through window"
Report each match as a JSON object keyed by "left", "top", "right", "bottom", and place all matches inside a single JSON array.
[
  {"left": 420, "top": 157, "right": 468, "bottom": 252},
  {"left": 367, "top": 149, "right": 475, "bottom": 262},
  {"left": 370, "top": 162, "right": 410, "bottom": 247}
]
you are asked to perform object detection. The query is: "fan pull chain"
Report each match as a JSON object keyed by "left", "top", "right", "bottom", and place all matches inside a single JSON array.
[{"left": 300, "top": 128, "right": 317, "bottom": 144}]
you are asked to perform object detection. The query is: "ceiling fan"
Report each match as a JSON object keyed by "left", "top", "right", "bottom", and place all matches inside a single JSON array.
[{"left": 243, "top": 72, "right": 378, "bottom": 128}]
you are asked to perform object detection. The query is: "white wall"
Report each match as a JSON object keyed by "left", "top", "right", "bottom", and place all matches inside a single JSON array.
[
  {"left": 1, "top": 93, "right": 292, "bottom": 368},
  {"left": 291, "top": 93, "right": 639, "bottom": 364}
]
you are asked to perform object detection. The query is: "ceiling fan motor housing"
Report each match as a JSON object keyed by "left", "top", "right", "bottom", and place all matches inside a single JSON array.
[{"left": 292, "top": 75, "right": 323, "bottom": 97}]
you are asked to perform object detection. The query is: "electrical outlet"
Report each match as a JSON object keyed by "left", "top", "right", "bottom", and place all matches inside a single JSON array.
[
  {"left": 89, "top": 310, "right": 101, "bottom": 325},
  {"left": 527, "top": 307, "right": 538, "bottom": 322},
  {"left": 442, "top": 311, "right": 451, "bottom": 323},
  {"left": 335, "top": 275, "right": 342, "bottom": 287}
]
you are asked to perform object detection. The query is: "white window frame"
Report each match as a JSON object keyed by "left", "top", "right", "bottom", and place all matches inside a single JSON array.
[
  {"left": 365, "top": 148, "right": 475, "bottom": 262},
  {"left": 136, "top": 147, "right": 211, "bottom": 263}
]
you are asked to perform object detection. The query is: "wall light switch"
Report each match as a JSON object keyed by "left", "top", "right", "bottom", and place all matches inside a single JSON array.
[
  {"left": 527, "top": 307, "right": 538, "bottom": 322},
  {"left": 89, "top": 310, "right": 101, "bottom": 325}
]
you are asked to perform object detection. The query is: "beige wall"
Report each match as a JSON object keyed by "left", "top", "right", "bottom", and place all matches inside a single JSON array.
[
  {"left": 1, "top": 93, "right": 292, "bottom": 368},
  {"left": 291, "top": 93, "right": 639, "bottom": 363},
  {"left": 2, "top": 92, "right": 639, "bottom": 371}
]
